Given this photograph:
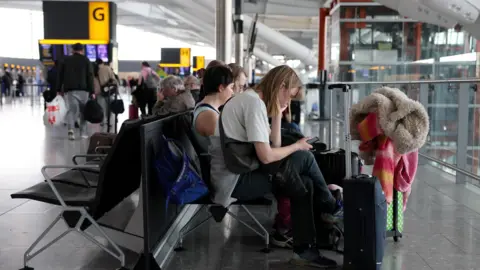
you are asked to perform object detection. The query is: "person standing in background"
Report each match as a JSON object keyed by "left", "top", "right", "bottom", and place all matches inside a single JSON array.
[
  {"left": 184, "top": 75, "right": 201, "bottom": 103},
  {"left": 56, "top": 43, "right": 94, "bottom": 140},
  {"left": 1, "top": 67, "right": 12, "bottom": 97},
  {"left": 228, "top": 63, "right": 248, "bottom": 94},
  {"left": 95, "top": 58, "right": 118, "bottom": 130},
  {"left": 135, "top": 61, "right": 159, "bottom": 116}
]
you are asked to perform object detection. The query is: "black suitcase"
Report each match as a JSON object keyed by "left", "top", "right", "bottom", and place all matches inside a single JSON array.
[
  {"left": 343, "top": 175, "right": 387, "bottom": 270},
  {"left": 313, "top": 149, "right": 362, "bottom": 186},
  {"left": 329, "top": 84, "right": 387, "bottom": 270}
]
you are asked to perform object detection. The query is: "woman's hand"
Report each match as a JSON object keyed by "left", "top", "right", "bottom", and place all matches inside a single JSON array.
[
  {"left": 279, "top": 103, "right": 288, "bottom": 113},
  {"left": 294, "top": 137, "right": 313, "bottom": 151},
  {"left": 157, "top": 92, "right": 164, "bottom": 101},
  {"left": 272, "top": 101, "right": 288, "bottom": 118}
]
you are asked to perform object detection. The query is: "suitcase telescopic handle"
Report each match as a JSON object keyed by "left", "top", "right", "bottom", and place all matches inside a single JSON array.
[
  {"left": 328, "top": 84, "right": 351, "bottom": 92},
  {"left": 328, "top": 83, "right": 352, "bottom": 179}
]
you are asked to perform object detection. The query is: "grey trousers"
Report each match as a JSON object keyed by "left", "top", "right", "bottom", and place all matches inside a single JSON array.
[{"left": 65, "top": 90, "right": 89, "bottom": 133}]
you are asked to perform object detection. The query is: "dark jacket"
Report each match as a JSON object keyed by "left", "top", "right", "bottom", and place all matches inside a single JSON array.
[
  {"left": 56, "top": 53, "right": 94, "bottom": 94},
  {"left": 46, "top": 66, "right": 57, "bottom": 91}
]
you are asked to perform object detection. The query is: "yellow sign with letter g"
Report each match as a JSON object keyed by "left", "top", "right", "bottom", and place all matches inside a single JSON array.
[{"left": 89, "top": 2, "right": 109, "bottom": 42}]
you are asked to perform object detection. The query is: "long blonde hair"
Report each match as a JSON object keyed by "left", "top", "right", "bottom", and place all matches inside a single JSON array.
[{"left": 254, "top": 65, "right": 303, "bottom": 116}]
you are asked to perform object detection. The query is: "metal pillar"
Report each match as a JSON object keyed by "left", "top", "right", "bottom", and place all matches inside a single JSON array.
[
  {"left": 418, "top": 83, "right": 429, "bottom": 166},
  {"left": 456, "top": 83, "right": 469, "bottom": 184},
  {"left": 215, "top": 0, "right": 232, "bottom": 63},
  {"left": 233, "top": 0, "right": 244, "bottom": 65}
]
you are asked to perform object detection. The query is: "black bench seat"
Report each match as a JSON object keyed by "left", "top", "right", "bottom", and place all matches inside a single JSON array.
[
  {"left": 50, "top": 168, "right": 100, "bottom": 187},
  {"left": 12, "top": 181, "right": 96, "bottom": 207},
  {"left": 192, "top": 195, "right": 272, "bottom": 206},
  {"left": 137, "top": 111, "right": 273, "bottom": 270},
  {"left": 10, "top": 117, "right": 148, "bottom": 270}
]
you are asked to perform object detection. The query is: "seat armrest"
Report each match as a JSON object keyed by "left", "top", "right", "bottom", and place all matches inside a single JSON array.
[
  {"left": 95, "top": 146, "right": 111, "bottom": 154},
  {"left": 72, "top": 154, "right": 107, "bottom": 165}
]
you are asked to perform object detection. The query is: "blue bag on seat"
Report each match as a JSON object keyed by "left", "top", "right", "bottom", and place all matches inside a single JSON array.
[{"left": 154, "top": 136, "right": 208, "bottom": 205}]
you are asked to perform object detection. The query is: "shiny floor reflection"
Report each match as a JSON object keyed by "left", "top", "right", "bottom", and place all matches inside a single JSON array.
[{"left": 1, "top": 98, "right": 480, "bottom": 269}]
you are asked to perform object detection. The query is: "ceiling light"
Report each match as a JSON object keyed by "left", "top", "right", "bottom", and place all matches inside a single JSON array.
[{"left": 196, "top": 42, "right": 205, "bottom": 46}]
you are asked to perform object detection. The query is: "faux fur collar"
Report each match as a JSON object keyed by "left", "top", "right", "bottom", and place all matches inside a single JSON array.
[{"left": 349, "top": 87, "right": 429, "bottom": 154}]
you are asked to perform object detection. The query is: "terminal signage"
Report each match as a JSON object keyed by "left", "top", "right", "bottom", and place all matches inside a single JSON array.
[
  {"left": 160, "top": 48, "right": 191, "bottom": 67},
  {"left": 180, "top": 48, "right": 191, "bottom": 67},
  {"left": 89, "top": 2, "right": 110, "bottom": 42},
  {"left": 193, "top": 56, "right": 205, "bottom": 71}
]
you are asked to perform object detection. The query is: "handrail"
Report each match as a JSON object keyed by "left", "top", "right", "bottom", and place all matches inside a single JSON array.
[
  {"left": 327, "top": 78, "right": 480, "bottom": 86},
  {"left": 419, "top": 153, "right": 480, "bottom": 181}
]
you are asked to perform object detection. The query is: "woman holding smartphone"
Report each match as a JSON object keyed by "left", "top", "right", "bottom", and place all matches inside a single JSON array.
[{"left": 208, "top": 65, "right": 342, "bottom": 268}]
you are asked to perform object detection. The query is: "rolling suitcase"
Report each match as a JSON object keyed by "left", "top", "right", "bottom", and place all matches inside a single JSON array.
[
  {"left": 313, "top": 149, "right": 362, "bottom": 186},
  {"left": 86, "top": 132, "right": 116, "bottom": 161},
  {"left": 129, "top": 104, "right": 139, "bottom": 120},
  {"left": 329, "top": 84, "right": 387, "bottom": 270},
  {"left": 386, "top": 189, "right": 404, "bottom": 242}
]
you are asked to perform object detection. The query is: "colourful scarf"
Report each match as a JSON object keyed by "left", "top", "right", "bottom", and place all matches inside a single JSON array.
[
  {"left": 357, "top": 113, "right": 396, "bottom": 204},
  {"left": 357, "top": 113, "right": 417, "bottom": 210}
]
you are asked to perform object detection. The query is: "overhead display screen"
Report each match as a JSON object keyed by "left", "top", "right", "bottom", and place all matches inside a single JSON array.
[
  {"left": 40, "top": 44, "right": 53, "bottom": 63},
  {"left": 193, "top": 56, "right": 205, "bottom": 71},
  {"left": 85, "top": 45, "right": 97, "bottom": 61},
  {"left": 97, "top": 44, "right": 109, "bottom": 62},
  {"left": 160, "top": 48, "right": 191, "bottom": 67},
  {"left": 38, "top": 42, "right": 110, "bottom": 64}
]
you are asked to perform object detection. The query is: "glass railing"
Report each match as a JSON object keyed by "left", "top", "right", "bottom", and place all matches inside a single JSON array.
[
  {"left": 328, "top": 63, "right": 477, "bottom": 82},
  {"left": 318, "top": 78, "right": 480, "bottom": 185}
]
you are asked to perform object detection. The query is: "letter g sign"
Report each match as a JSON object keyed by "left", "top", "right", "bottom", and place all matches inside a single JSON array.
[{"left": 93, "top": 7, "right": 105, "bottom": 21}]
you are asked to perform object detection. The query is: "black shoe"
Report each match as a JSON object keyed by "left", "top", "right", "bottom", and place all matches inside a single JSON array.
[
  {"left": 271, "top": 230, "right": 293, "bottom": 249},
  {"left": 290, "top": 247, "right": 338, "bottom": 268},
  {"left": 74, "top": 122, "right": 80, "bottom": 129}
]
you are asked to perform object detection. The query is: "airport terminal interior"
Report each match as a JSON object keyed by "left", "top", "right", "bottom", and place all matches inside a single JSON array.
[{"left": 1, "top": 0, "right": 480, "bottom": 269}]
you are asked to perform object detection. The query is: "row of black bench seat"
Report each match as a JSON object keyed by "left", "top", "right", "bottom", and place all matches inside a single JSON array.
[
  {"left": 10, "top": 115, "right": 156, "bottom": 270},
  {"left": 10, "top": 110, "right": 274, "bottom": 270},
  {"left": 137, "top": 111, "right": 273, "bottom": 270}
]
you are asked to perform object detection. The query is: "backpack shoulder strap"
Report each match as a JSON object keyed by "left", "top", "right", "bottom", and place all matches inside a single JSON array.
[{"left": 196, "top": 103, "right": 219, "bottom": 114}]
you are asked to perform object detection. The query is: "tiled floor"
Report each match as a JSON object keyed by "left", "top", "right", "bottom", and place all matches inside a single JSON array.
[{"left": 1, "top": 96, "right": 480, "bottom": 269}]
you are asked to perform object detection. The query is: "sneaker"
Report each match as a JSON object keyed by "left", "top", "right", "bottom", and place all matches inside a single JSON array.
[
  {"left": 331, "top": 189, "right": 344, "bottom": 219},
  {"left": 290, "top": 247, "right": 338, "bottom": 268},
  {"left": 271, "top": 230, "right": 293, "bottom": 249},
  {"left": 68, "top": 129, "right": 75, "bottom": 141}
]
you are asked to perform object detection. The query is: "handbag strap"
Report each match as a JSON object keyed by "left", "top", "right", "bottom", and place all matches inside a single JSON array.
[
  {"left": 218, "top": 97, "right": 235, "bottom": 155},
  {"left": 218, "top": 104, "right": 228, "bottom": 155}
]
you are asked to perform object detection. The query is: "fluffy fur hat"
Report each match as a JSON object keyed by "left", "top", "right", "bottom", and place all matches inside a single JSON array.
[{"left": 350, "top": 87, "right": 429, "bottom": 154}]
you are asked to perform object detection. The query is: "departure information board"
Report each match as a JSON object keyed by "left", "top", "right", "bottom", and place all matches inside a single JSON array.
[{"left": 159, "top": 48, "right": 191, "bottom": 67}]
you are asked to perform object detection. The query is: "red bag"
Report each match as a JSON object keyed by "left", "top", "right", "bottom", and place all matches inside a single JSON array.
[{"left": 129, "top": 104, "right": 139, "bottom": 119}]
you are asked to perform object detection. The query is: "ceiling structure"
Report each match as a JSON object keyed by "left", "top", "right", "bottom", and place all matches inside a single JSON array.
[{"left": 0, "top": 0, "right": 322, "bottom": 65}]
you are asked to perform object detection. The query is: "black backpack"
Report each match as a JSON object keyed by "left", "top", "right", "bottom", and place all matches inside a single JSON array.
[
  {"left": 42, "top": 90, "right": 56, "bottom": 103},
  {"left": 83, "top": 99, "right": 104, "bottom": 124}
]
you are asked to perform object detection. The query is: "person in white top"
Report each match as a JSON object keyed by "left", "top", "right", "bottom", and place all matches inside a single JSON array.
[{"left": 208, "top": 65, "right": 341, "bottom": 268}]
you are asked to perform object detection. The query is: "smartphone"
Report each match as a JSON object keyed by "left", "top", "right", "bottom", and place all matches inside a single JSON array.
[{"left": 306, "top": 137, "right": 320, "bottom": 144}]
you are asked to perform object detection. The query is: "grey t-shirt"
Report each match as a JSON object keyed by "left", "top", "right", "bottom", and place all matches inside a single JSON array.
[{"left": 209, "top": 90, "right": 270, "bottom": 207}]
